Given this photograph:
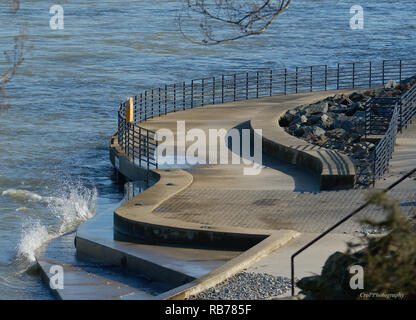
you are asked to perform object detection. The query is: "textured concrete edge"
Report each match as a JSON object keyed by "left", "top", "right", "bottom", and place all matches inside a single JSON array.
[
  {"left": 110, "top": 134, "right": 277, "bottom": 250},
  {"left": 74, "top": 236, "right": 195, "bottom": 287},
  {"left": 157, "top": 230, "right": 301, "bottom": 300},
  {"left": 250, "top": 105, "right": 356, "bottom": 190},
  {"left": 36, "top": 259, "right": 63, "bottom": 300}
]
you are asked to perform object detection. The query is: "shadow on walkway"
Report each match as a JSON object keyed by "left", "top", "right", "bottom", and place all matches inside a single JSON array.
[{"left": 227, "top": 121, "right": 321, "bottom": 193}]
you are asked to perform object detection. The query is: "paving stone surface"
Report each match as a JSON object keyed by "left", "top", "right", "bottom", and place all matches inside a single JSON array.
[
  {"left": 154, "top": 188, "right": 415, "bottom": 234},
  {"left": 138, "top": 92, "right": 416, "bottom": 235}
]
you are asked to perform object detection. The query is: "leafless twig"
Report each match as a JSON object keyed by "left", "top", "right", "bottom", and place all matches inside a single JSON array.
[
  {"left": 0, "top": 0, "right": 29, "bottom": 110},
  {"left": 178, "top": 0, "right": 291, "bottom": 45}
]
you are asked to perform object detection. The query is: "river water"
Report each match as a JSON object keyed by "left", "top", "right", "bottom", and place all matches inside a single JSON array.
[{"left": 0, "top": 0, "right": 415, "bottom": 299}]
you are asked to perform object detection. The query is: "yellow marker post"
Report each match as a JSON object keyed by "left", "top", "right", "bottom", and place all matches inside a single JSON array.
[{"left": 126, "top": 97, "right": 134, "bottom": 123}]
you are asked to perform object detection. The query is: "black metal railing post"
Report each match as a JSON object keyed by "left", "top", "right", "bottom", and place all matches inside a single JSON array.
[
  {"left": 213, "top": 76, "right": 216, "bottom": 104},
  {"left": 352, "top": 62, "right": 355, "bottom": 88},
  {"left": 369, "top": 61, "right": 372, "bottom": 88},
  {"left": 233, "top": 74, "right": 237, "bottom": 101},
  {"left": 191, "top": 80, "right": 194, "bottom": 108},
  {"left": 284, "top": 69, "right": 287, "bottom": 95},
  {"left": 246, "top": 72, "right": 249, "bottom": 100},
  {"left": 399, "top": 60, "right": 402, "bottom": 83},
  {"left": 151, "top": 89, "right": 154, "bottom": 118},
  {"left": 310, "top": 66, "right": 313, "bottom": 92},
  {"left": 146, "top": 130, "right": 150, "bottom": 182},
  {"left": 256, "top": 71, "right": 259, "bottom": 98},
  {"left": 164, "top": 85, "right": 168, "bottom": 115},
  {"left": 144, "top": 91, "right": 147, "bottom": 119},
  {"left": 221, "top": 75, "right": 224, "bottom": 103},
  {"left": 183, "top": 81, "right": 186, "bottom": 110},
  {"left": 139, "top": 93, "right": 143, "bottom": 121},
  {"left": 132, "top": 125, "right": 135, "bottom": 163},
  {"left": 337, "top": 63, "right": 340, "bottom": 90},
  {"left": 173, "top": 83, "right": 176, "bottom": 111},
  {"left": 158, "top": 87, "right": 161, "bottom": 116},
  {"left": 400, "top": 102, "right": 403, "bottom": 133},
  {"left": 295, "top": 67, "right": 299, "bottom": 93},
  {"left": 139, "top": 126, "right": 142, "bottom": 167},
  {"left": 202, "top": 78, "right": 205, "bottom": 106}
]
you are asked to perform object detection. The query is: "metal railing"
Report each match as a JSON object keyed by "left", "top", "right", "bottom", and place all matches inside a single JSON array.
[
  {"left": 364, "top": 83, "right": 416, "bottom": 184},
  {"left": 117, "top": 58, "right": 416, "bottom": 171},
  {"left": 372, "top": 102, "right": 400, "bottom": 184},
  {"left": 400, "top": 82, "right": 416, "bottom": 129},
  {"left": 291, "top": 84, "right": 416, "bottom": 295},
  {"left": 117, "top": 106, "right": 158, "bottom": 172},
  {"left": 290, "top": 167, "right": 416, "bottom": 296},
  {"left": 365, "top": 97, "right": 400, "bottom": 136}
]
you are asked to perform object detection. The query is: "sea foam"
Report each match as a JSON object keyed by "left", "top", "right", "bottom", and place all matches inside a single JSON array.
[
  {"left": 15, "top": 182, "right": 97, "bottom": 263},
  {"left": 1, "top": 189, "right": 53, "bottom": 204}
]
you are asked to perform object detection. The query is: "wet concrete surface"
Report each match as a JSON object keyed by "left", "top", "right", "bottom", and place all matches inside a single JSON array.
[{"left": 36, "top": 201, "right": 241, "bottom": 299}]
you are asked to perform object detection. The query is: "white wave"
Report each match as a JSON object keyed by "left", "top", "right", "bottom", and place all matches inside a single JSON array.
[
  {"left": 15, "top": 207, "right": 30, "bottom": 212},
  {"left": 17, "top": 219, "right": 53, "bottom": 263},
  {"left": 1, "top": 189, "right": 54, "bottom": 204},
  {"left": 48, "top": 182, "right": 97, "bottom": 233},
  {"left": 15, "top": 182, "right": 97, "bottom": 264}
]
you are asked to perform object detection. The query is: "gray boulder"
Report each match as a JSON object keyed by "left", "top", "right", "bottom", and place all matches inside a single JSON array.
[
  {"left": 354, "top": 111, "right": 366, "bottom": 119},
  {"left": 306, "top": 101, "right": 328, "bottom": 115},
  {"left": 318, "top": 114, "right": 334, "bottom": 129},
  {"left": 334, "top": 115, "right": 354, "bottom": 131},
  {"left": 384, "top": 79, "right": 397, "bottom": 90},
  {"left": 349, "top": 92, "right": 364, "bottom": 102},
  {"left": 280, "top": 110, "right": 298, "bottom": 127},
  {"left": 312, "top": 126, "right": 326, "bottom": 137},
  {"left": 326, "top": 128, "right": 347, "bottom": 140},
  {"left": 294, "top": 126, "right": 305, "bottom": 137},
  {"left": 300, "top": 115, "right": 308, "bottom": 124}
]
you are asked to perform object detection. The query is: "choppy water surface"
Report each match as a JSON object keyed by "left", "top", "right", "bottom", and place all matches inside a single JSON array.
[{"left": 0, "top": 0, "right": 415, "bottom": 299}]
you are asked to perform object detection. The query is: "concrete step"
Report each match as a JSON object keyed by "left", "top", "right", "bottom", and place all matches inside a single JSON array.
[
  {"left": 36, "top": 232, "right": 164, "bottom": 300},
  {"left": 36, "top": 197, "right": 246, "bottom": 300},
  {"left": 75, "top": 205, "right": 241, "bottom": 289}
]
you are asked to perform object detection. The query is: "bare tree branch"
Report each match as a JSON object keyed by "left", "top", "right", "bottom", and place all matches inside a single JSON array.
[
  {"left": 178, "top": 0, "right": 291, "bottom": 45},
  {"left": 11, "top": 0, "right": 20, "bottom": 11},
  {"left": 1, "top": 0, "right": 28, "bottom": 110},
  {"left": 0, "top": 31, "right": 27, "bottom": 110}
]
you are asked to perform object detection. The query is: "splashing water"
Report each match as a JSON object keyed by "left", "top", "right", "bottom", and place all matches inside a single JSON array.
[
  {"left": 17, "top": 220, "right": 53, "bottom": 263},
  {"left": 48, "top": 182, "right": 97, "bottom": 233},
  {"left": 15, "top": 182, "right": 97, "bottom": 263}
]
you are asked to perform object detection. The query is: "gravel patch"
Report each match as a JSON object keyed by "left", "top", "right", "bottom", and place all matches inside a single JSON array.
[{"left": 187, "top": 272, "right": 293, "bottom": 300}]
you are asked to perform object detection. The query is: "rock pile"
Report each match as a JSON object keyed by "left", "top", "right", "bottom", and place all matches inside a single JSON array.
[{"left": 280, "top": 79, "right": 416, "bottom": 187}]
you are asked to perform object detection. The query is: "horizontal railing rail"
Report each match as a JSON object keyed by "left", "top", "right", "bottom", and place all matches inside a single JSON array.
[{"left": 117, "top": 58, "right": 416, "bottom": 174}]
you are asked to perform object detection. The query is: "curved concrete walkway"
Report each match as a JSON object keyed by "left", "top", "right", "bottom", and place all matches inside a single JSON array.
[
  {"left": 128, "top": 90, "right": 414, "bottom": 235},
  {"left": 56, "top": 88, "right": 414, "bottom": 300}
]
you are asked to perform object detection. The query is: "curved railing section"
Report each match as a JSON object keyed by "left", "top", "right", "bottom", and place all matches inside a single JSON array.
[
  {"left": 364, "top": 82, "right": 416, "bottom": 184},
  {"left": 116, "top": 58, "right": 416, "bottom": 178}
]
